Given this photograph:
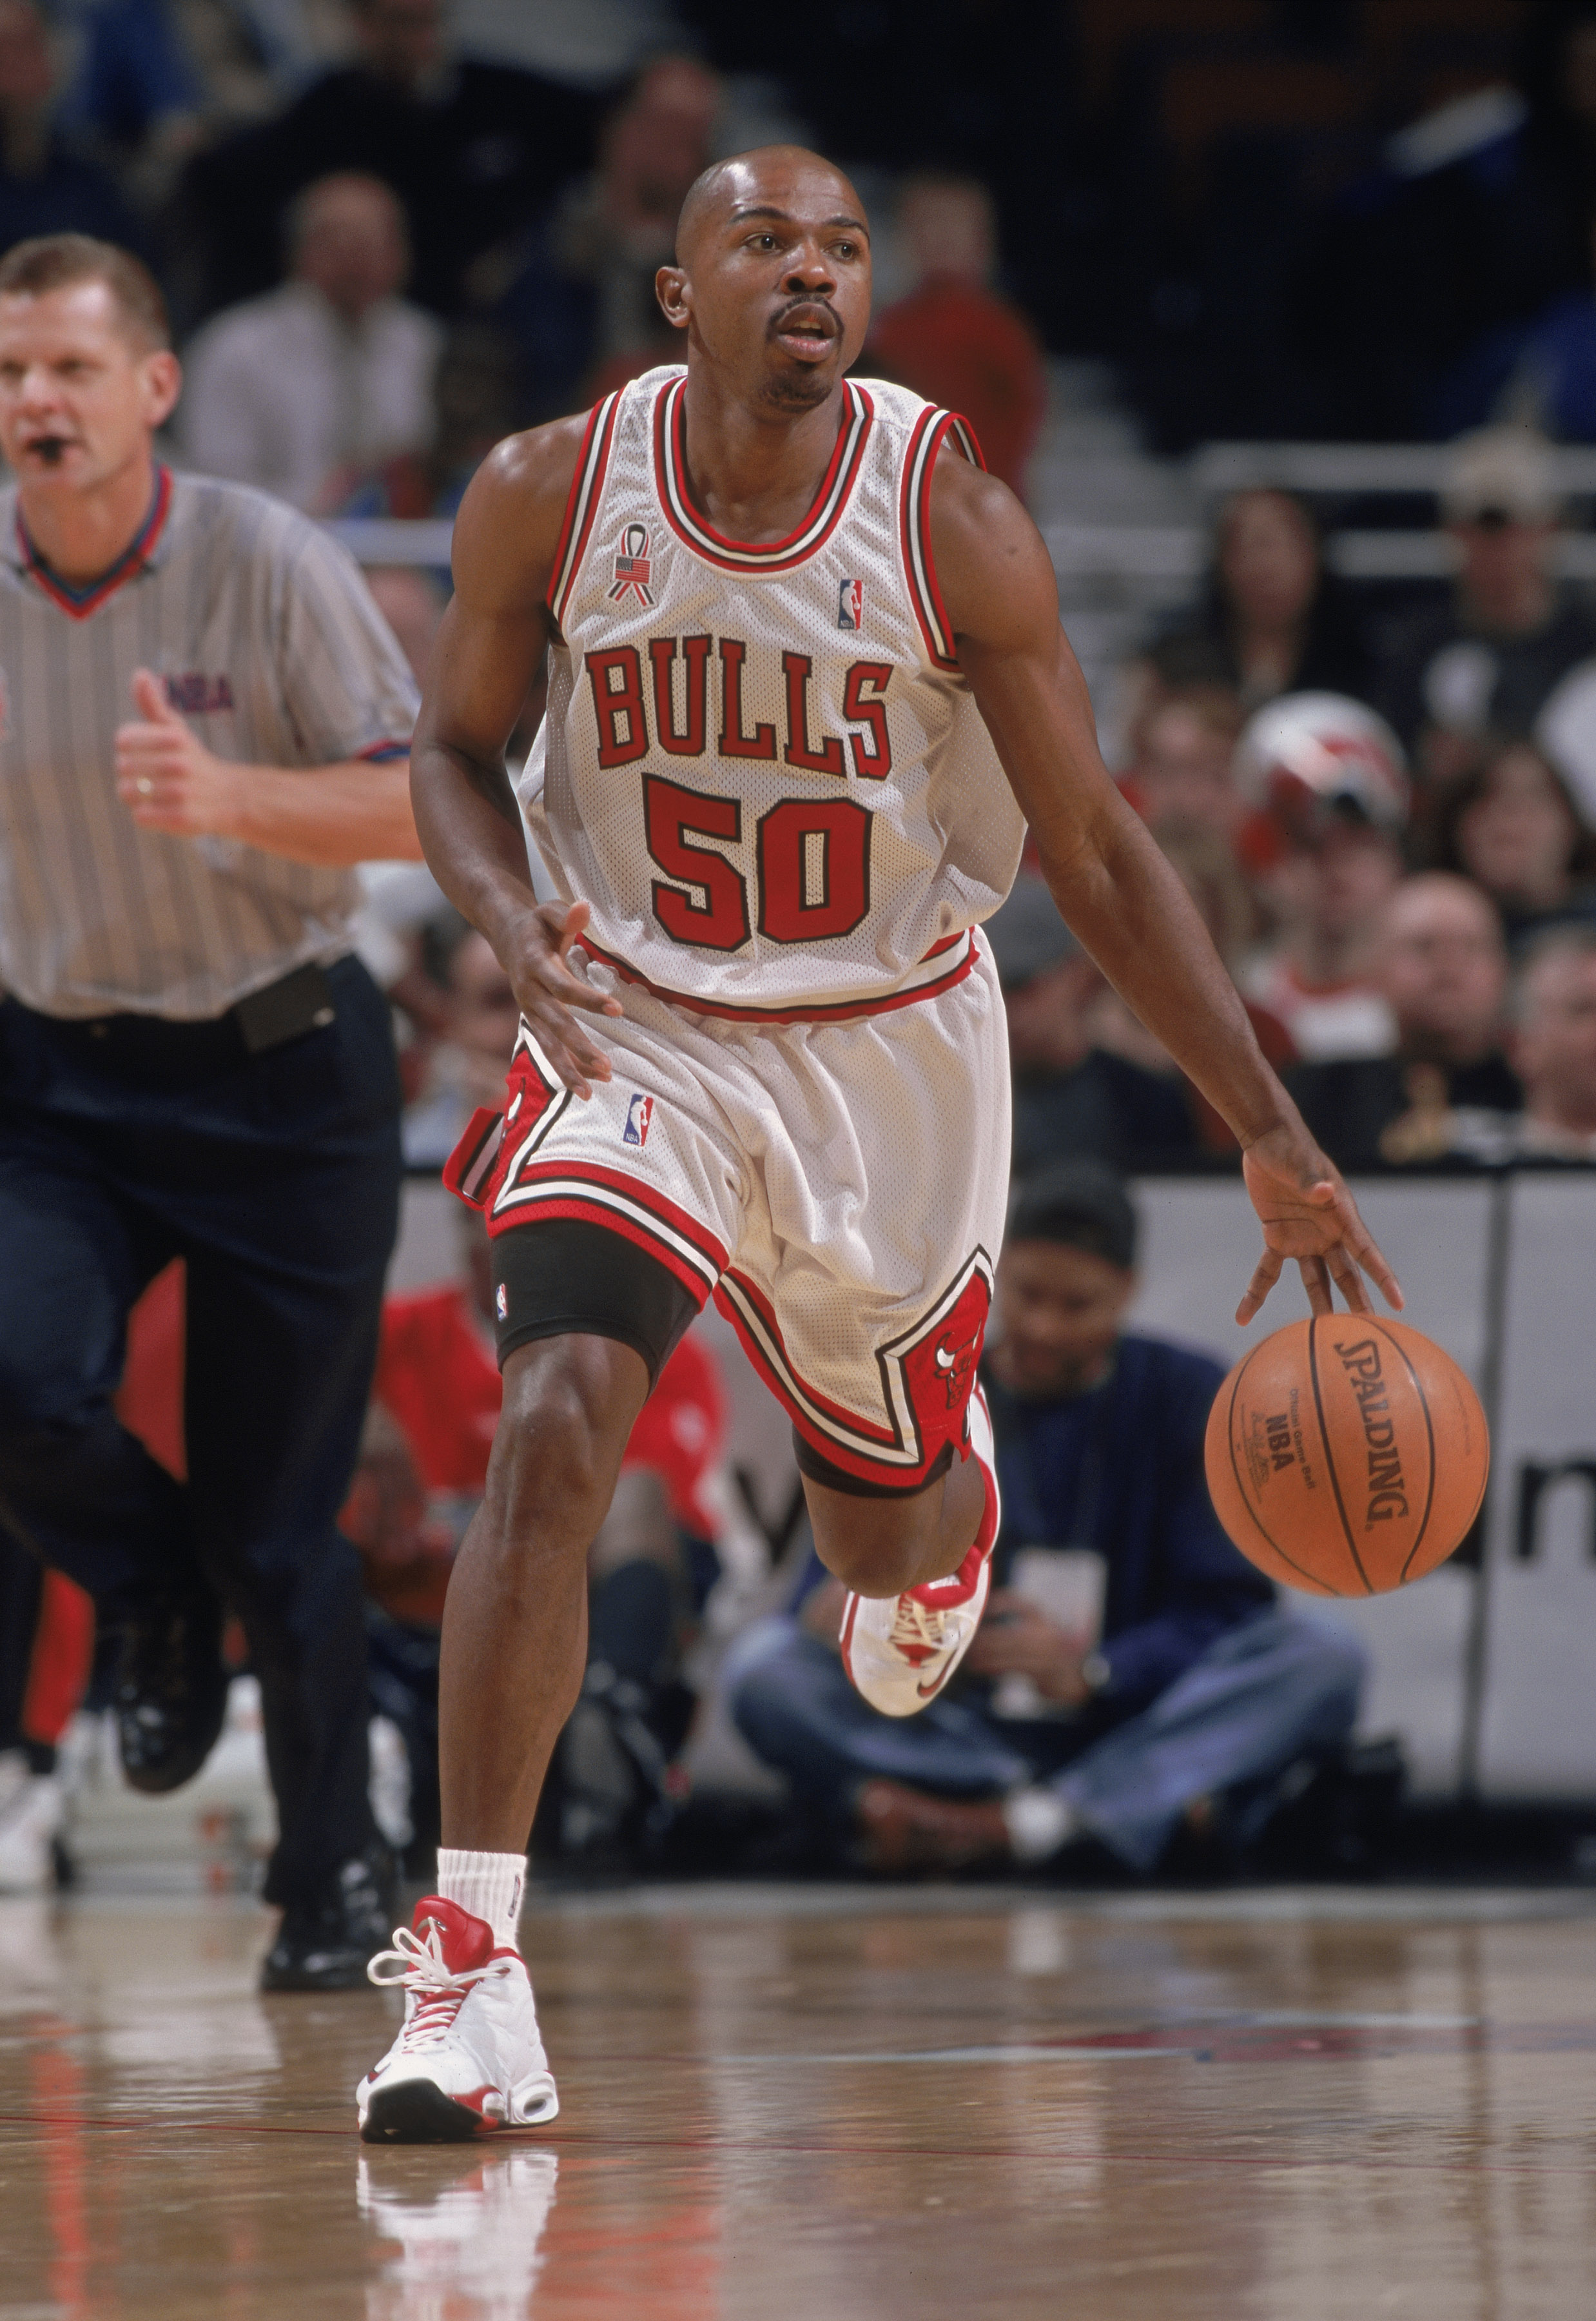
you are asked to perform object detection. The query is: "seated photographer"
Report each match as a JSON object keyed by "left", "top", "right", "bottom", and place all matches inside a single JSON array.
[{"left": 724, "top": 1164, "right": 1365, "bottom": 1877}]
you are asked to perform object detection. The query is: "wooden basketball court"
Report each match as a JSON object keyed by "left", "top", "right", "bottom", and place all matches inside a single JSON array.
[{"left": 3, "top": 1883, "right": 1593, "bottom": 2318}]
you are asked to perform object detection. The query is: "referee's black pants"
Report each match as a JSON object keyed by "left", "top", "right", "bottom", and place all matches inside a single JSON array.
[{"left": 0, "top": 957, "right": 401, "bottom": 1906}]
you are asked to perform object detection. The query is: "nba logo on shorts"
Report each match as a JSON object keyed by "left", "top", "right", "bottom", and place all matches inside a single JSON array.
[
  {"left": 623, "top": 1092, "right": 654, "bottom": 1147},
  {"left": 838, "top": 577, "right": 863, "bottom": 629},
  {"left": 496, "top": 1282, "right": 508, "bottom": 1320},
  {"left": 609, "top": 522, "right": 655, "bottom": 607}
]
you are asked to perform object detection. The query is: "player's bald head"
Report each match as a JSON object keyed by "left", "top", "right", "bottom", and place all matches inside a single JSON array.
[{"left": 674, "top": 146, "right": 867, "bottom": 266}]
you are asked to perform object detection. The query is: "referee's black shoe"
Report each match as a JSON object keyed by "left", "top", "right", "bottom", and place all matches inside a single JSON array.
[
  {"left": 260, "top": 1845, "right": 397, "bottom": 1993},
  {"left": 113, "top": 1572, "right": 229, "bottom": 1795}
]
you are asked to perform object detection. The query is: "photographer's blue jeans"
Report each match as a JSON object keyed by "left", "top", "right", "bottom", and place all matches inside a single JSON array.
[{"left": 725, "top": 1608, "right": 1366, "bottom": 1872}]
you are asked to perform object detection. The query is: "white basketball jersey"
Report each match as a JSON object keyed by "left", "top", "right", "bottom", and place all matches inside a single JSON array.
[{"left": 518, "top": 366, "right": 1026, "bottom": 1020}]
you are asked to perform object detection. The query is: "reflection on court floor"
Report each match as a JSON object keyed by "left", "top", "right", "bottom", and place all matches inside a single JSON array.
[{"left": 4, "top": 1884, "right": 1596, "bottom": 2318}]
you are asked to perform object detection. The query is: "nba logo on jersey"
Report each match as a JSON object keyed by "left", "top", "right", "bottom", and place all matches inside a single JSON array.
[
  {"left": 623, "top": 1092, "right": 654, "bottom": 1147},
  {"left": 838, "top": 576, "right": 864, "bottom": 629},
  {"left": 609, "top": 522, "right": 655, "bottom": 607}
]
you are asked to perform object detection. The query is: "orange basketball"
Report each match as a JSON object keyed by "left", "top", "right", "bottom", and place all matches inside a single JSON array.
[{"left": 1203, "top": 1317, "right": 1489, "bottom": 1596}]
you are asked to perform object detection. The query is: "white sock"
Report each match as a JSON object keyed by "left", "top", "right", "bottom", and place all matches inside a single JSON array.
[
  {"left": 1002, "top": 1787, "right": 1080, "bottom": 1865},
  {"left": 436, "top": 1848, "right": 525, "bottom": 1948}
]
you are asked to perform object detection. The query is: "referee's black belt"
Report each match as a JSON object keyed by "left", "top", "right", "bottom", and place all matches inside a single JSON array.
[{"left": 17, "top": 959, "right": 346, "bottom": 1082}]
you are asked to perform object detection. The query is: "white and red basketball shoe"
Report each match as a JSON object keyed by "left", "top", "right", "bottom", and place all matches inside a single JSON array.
[
  {"left": 356, "top": 1895, "right": 559, "bottom": 2144},
  {"left": 839, "top": 1384, "right": 1000, "bottom": 1718}
]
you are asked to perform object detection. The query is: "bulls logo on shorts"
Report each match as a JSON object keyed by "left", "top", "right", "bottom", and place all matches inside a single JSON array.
[{"left": 893, "top": 1266, "right": 992, "bottom": 1454}]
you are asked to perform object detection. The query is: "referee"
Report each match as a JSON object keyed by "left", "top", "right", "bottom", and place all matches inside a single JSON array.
[{"left": 0, "top": 235, "right": 420, "bottom": 1988}]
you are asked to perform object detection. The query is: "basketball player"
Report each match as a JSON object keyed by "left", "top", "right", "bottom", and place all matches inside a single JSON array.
[{"left": 358, "top": 148, "right": 1399, "bottom": 2139}]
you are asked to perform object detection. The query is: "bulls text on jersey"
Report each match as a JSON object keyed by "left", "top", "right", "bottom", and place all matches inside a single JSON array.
[{"left": 526, "top": 367, "right": 1026, "bottom": 1017}]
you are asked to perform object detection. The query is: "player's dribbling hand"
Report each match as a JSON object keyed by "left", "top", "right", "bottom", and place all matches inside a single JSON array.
[
  {"left": 501, "top": 897, "right": 623, "bottom": 1101},
  {"left": 1237, "top": 1121, "right": 1403, "bottom": 1326},
  {"left": 115, "top": 669, "right": 244, "bottom": 838}
]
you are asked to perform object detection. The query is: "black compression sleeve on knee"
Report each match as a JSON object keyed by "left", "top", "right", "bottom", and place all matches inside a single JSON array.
[
  {"left": 492, "top": 1217, "right": 700, "bottom": 1387},
  {"left": 792, "top": 1428, "right": 954, "bottom": 1500}
]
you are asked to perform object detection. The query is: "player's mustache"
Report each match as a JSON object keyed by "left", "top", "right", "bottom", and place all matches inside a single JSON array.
[{"left": 770, "top": 297, "right": 839, "bottom": 338}]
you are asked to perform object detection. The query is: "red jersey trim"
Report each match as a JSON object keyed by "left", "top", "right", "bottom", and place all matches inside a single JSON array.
[
  {"left": 654, "top": 376, "right": 874, "bottom": 573},
  {"left": 718, "top": 1268, "right": 898, "bottom": 1450},
  {"left": 717, "top": 1244, "right": 995, "bottom": 1485},
  {"left": 500, "top": 1197, "right": 714, "bottom": 1309},
  {"left": 547, "top": 392, "right": 621, "bottom": 627},
  {"left": 572, "top": 926, "right": 977, "bottom": 1025},
  {"left": 18, "top": 463, "right": 173, "bottom": 620},
  {"left": 899, "top": 408, "right": 984, "bottom": 672},
  {"left": 488, "top": 1158, "right": 727, "bottom": 1295}
]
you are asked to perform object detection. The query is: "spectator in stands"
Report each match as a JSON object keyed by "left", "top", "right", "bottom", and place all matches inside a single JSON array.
[
  {"left": 1235, "top": 692, "right": 1411, "bottom": 1062},
  {"left": 340, "top": 323, "right": 521, "bottom": 524},
  {"left": 180, "top": 171, "right": 440, "bottom": 512},
  {"left": 1425, "top": 736, "right": 1596, "bottom": 946},
  {"left": 57, "top": 0, "right": 351, "bottom": 213},
  {"left": 0, "top": 0, "right": 142, "bottom": 258},
  {"left": 486, "top": 55, "right": 722, "bottom": 417},
  {"left": 358, "top": 1211, "right": 730, "bottom": 1862},
  {"left": 1506, "top": 924, "right": 1596, "bottom": 1157},
  {"left": 402, "top": 925, "right": 521, "bottom": 1168},
  {"left": 1291, "top": 15, "right": 1596, "bottom": 443},
  {"left": 1118, "top": 685, "right": 1245, "bottom": 839},
  {"left": 1145, "top": 491, "right": 1372, "bottom": 712},
  {"left": 177, "top": 0, "right": 594, "bottom": 322},
  {"left": 1370, "top": 428, "right": 1596, "bottom": 786},
  {"left": 987, "top": 877, "right": 1200, "bottom": 1179},
  {"left": 1440, "top": 203, "right": 1596, "bottom": 444},
  {"left": 1288, "top": 874, "right": 1520, "bottom": 1170},
  {"left": 1243, "top": 819, "right": 1404, "bottom": 1063},
  {"left": 725, "top": 1165, "right": 1365, "bottom": 1878},
  {"left": 865, "top": 173, "right": 1047, "bottom": 498}
]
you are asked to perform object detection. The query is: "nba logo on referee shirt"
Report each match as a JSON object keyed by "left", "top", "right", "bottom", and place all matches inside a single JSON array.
[
  {"left": 608, "top": 522, "right": 654, "bottom": 607},
  {"left": 838, "top": 577, "right": 863, "bottom": 629},
  {"left": 623, "top": 1093, "right": 654, "bottom": 1147}
]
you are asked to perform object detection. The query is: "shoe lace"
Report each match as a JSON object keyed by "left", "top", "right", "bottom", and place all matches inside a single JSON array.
[
  {"left": 366, "top": 1920, "right": 496, "bottom": 2050},
  {"left": 888, "top": 1594, "right": 950, "bottom": 1664}
]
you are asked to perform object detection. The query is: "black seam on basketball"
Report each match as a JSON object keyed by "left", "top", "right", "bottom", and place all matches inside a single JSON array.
[
  {"left": 1378, "top": 1322, "right": 1437, "bottom": 1582},
  {"left": 1310, "top": 1318, "right": 1372, "bottom": 1594},
  {"left": 1225, "top": 1346, "right": 1327, "bottom": 1591}
]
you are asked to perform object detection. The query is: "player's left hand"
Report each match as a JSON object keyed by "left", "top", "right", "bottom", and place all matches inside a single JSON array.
[
  {"left": 1238, "top": 1119, "right": 1404, "bottom": 1325},
  {"left": 115, "top": 669, "right": 244, "bottom": 838}
]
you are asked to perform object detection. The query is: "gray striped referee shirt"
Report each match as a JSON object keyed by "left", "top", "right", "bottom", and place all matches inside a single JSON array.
[{"left": 0, "top": 465, "right": 419, "bottom": 1020}]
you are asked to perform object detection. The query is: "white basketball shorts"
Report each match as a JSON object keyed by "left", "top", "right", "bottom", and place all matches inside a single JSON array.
[{"left": 445, "top": 935, "right": 1011, "bottom": 1492}]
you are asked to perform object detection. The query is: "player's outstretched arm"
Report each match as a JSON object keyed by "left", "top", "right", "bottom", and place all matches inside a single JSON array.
[
  {"left": 409, "top": 418, "right": 623, "bottom": 1099},
  {"left": 931, "top": 455, "right": 1402, "bottom": 1324}
]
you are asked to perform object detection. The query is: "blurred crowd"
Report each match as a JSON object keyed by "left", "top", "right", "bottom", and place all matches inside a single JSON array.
[{"left": 1084, "top": 426, "right": 1596, "bottom": 1182}]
